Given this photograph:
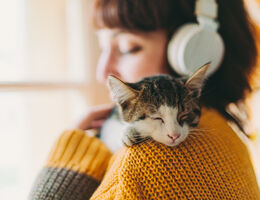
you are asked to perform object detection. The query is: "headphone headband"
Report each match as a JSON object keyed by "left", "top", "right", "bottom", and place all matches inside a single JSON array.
[{"left": 195, "top": 0, "right": 218, "bottom": 19}]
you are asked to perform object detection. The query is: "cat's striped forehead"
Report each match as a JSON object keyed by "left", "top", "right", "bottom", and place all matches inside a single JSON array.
[
  {"left": 136, "top": 75, "right": 186, "bottom": 107},
  {"left": 120, "top": 74, "right": 201, "bottom": 124},
  {"left": 109, "top": 72, "right": 204, "bottom": 124}
]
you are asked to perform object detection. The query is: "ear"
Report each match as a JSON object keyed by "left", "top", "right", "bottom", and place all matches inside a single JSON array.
[
  {"left": 107, "top": 75, "right": 139, "bottom": 104},
  {"left": 185, "top": 63, "right": 210, "bottom": 96}
]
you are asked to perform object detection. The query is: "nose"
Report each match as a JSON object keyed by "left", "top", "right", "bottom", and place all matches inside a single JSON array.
[
  {"left": 96, "top": 49, "right": 119, "bottom": 83},
  {"left": 167, "top": 133, "right": 180, "bottom": 141}
]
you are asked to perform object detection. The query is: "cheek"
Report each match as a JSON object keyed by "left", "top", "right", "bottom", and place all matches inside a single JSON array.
[
  {"left": 150, "top": 122, "right": 167, "bottom": 139},
  {"left": 176, "top": 124, "right": 190, "bottom": 141},
  {"left": 117, "top": 57, "right": 144, "bottom": 82},
  {"left": 135, "top": 119, "right": 164, "bottom": 137},
  {"left": 117, "top": 49, "right": 168, "bottom": 82}
]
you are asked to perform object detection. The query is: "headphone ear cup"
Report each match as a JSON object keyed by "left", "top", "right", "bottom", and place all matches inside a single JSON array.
[
  {"left": 167, "top": 23, "right": 225, "bottom": 77},
  {"left": 167, "top": 24, "right": 198, "bottom": 75}
]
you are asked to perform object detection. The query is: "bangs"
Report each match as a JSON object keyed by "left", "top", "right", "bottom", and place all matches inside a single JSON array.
[{"left": 91, "top": 0, "right": 183, "bottom": 32}]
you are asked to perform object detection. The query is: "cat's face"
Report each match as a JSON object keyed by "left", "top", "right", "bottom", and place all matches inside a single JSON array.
[
  {"left": 126, "top": 104, "right": 198, "bottom": 147},
  {"left": 108, "top": 64, "right": 208, "bottom": 147}
]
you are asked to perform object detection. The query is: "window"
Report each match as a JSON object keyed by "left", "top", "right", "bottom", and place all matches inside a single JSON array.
[{"left": 0, "top": 0, "right": 109, "bottom": 199}]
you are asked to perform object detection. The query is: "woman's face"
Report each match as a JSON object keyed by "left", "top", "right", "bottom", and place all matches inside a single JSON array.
[{"left": 96, "top": 29, "right": 170, "bottom": 83}]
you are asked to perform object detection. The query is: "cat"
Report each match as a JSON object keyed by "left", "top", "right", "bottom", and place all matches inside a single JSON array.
[{"left": 99, "top": 64, "right": 209, "bottom": 153}]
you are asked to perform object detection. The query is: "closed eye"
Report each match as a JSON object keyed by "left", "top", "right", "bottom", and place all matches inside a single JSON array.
[
  {"left": 121, "top": 46, "right": 141, "bottom": 55},
  {"left": 151, "top": 117, "right": 164, "bottom": 123}
]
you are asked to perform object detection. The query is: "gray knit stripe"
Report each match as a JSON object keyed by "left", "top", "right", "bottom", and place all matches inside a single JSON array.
[{"left": 28, "top": 167, "right": 100, "bottom": 200}]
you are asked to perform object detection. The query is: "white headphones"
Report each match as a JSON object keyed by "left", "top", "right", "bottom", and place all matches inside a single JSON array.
[{"left": 167, "top": 0, "right": 225, "bottom": 77}]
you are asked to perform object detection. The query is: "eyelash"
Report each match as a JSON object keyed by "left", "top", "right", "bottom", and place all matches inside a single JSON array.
[
  {"left": 121, "top": 46, "right": 141, "bottom": 55},
  {"left": 151, "top": 117, "right": 164, "bottom": 123},
  {"left": 138, "top": 115, "right": 164, "bottom": 123}
]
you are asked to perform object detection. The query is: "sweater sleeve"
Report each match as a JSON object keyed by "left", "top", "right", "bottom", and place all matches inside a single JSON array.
[
  {"left": 90, "top": 108, "right": 260, "bottom": 200},
  {"left": 29, "top": 129, "right": 112, "bottom": 200}
]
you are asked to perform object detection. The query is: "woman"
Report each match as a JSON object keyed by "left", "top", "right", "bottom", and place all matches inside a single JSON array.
[{"left": 29, "top": 0, "right": 260, "bottom": 199}]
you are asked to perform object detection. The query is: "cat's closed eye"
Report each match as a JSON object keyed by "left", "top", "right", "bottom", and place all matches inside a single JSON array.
[{"left": 151, "top": 117, "right": 164, "bottom": 123}]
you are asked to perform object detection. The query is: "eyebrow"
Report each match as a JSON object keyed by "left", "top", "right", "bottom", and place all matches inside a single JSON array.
[
  {"left": 112, "top": 30, "right": 149, "bottom": 41},
  {"left": 112, "top": 30, "right": 126, "bottom": 38},
  {"left": 96, "top": 30, "right": 125, "bottom": 39},
  {"left": 96, "top": 29, "right": 144, "bottom": 40}
]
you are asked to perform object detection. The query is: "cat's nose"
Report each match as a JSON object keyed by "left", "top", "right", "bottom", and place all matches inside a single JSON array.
[{"left": 167, "top": 133, "right": 180, "bottom": 141}]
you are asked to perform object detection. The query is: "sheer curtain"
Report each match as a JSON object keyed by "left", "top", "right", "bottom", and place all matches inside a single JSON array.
[{"left": 0, "top": 0, "right": 109, "bottom": 199}]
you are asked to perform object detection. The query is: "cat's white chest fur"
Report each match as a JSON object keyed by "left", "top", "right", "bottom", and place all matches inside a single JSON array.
[{"left": 99, "top": 114, "right": 125, "bottom": 153}]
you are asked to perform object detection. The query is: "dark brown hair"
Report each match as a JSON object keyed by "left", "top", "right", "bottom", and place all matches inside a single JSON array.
[{"left": 91, "top": 0, "right": 257, "bottom": 133}]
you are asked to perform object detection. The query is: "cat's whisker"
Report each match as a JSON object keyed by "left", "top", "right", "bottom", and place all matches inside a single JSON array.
[
  {"left": 187, "top": 134, "right": 198, "bottom": 140},
  {"left": 188, "top": 134, "right": 197, "bottom": 138},
  {"left": 189, "top": 132, "right": 202, "bottom": 136},
  {"left": 190, "top": 130, "right": 206, "bottom": 135},
  {"left": 189, "top": 131, "right": 206, "bottom": 137},
  {"left": 190, "top": 127, "right": 213, "bottom": 133},
  {"left": 189, "top": 131, "right": 205, "bottom": 137},
  {"left": 196, "top": 127, "right": 212, "bottom": 131}
]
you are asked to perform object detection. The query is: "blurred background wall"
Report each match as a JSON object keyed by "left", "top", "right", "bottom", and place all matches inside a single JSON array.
[
  {"left": 0, "top": 0, "right": 259, "bottom": 199},
  {"left": 0, "top": 0, "right": 110, "bottom": 199}
]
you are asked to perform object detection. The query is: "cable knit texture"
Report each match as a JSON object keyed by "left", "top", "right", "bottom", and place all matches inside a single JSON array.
[
  {"left": 46, "top": 130, "right": 112, "bottom": 181},
  {"left": 29, "top": 108, "right": 260, "bottom": 199},
  {"left": 90, "top": 108, "right": 260, "bottom": 199},
  {"left": 29, "top": 130, "right": 112, "bottom": 200}
]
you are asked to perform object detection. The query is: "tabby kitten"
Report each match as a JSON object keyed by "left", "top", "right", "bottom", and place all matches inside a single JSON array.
[{"left": 99, "top": 64, "right": 209, "bottom": 152}]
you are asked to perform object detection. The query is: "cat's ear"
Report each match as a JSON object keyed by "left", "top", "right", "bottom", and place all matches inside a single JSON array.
[
  {"left": 185, "top": 63, "right": 210, "bottom": 96},
  {"left": 107, "top": 75, "right": 139, "bottom": 103}
]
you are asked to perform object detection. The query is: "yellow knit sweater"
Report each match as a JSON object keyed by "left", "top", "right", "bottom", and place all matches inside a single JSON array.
[{"left": 30, "top": 108, "right": 260, "bottom": 199}]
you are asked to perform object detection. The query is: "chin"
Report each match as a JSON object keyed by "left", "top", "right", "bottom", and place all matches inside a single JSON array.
[
  {"left": 167, "top": 141, "right": 179, "bottom": 147},
  {"left": 164, "top": 137, "right": 186, "bottom": 147},
  {"left": 160, "top": 140, "right": 177, "bottom": 147}
]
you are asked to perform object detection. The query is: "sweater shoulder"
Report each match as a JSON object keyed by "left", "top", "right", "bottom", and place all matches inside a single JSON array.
[{"left": 92, "top": 108, "right": 260, "bottom": 199}]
